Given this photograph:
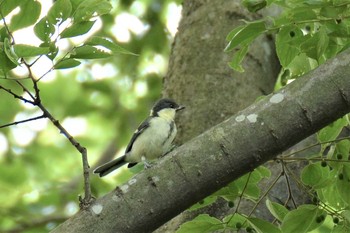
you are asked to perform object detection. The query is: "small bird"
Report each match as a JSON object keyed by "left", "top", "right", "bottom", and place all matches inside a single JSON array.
[{"left": 93, "top": 98, "right": 185, "bottom": 177}]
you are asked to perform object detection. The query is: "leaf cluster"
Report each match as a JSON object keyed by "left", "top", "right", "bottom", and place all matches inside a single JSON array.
[
  {"left": 226, "top": 0, "right": 350, "bottom": 85},
  {"left": 0, "top": 0, "right": 135, "bottom": 76}
]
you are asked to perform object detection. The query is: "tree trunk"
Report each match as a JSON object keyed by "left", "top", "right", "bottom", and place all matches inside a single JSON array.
[{"left": 160, "top": 0, "right": 280, "bottom": 230}]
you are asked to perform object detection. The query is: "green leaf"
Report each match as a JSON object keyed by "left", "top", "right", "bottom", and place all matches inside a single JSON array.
[
  {"left": 47, "top": 0, "right": 72, "bottom": 24},
  {"left": 287, "top": 7, "right": 317, "bottom": 21},
  {"left": 336, "top": 164, "right": 350, "bottom": 205},
  {"left": 281, "top": 205, "right": 326, "bottom": 233},
  {"left": 300, "top": 27, "right": 329, "bottom": 62},
  {"left": 256, "top": 166, "right": 271, "bottom": 178},
  {"left": 317, "top": 117, "right": 348, "bottom": 143},
  {"left": 214, "top": 182, "right": 239, "bottom": 201},
  {"left": 276, "top": 25, "right": 303, "bottom": 67},
  {"left": 85, "top": 36, "right": 137, "bottom": 55},
  {"left": 228, "top": 41, "right": 249, "bottom": 72},
  {"left": 34, "top": 17, "right": 55, "bottom": 42},
  {"left": 70, "top": 45, "right": 112, "bottom": 59},
  {"left": 225, "top": 21, "right": 266, "bottom": 52},
  {"left": 335, "top": 140, "right": 350, "bottom": 161},
  {"left": 223, "top": 214, "right": 248, "bottom": 230},
  {"left": 320, "top": 6, "right": 346, "bottom": 18},
  {"left": 188, "top": 196, "right": 217, "bottom": 211},
  {"left": 73, "top": 0, "right": 112, "bottom": 23},
  {"left": 0, "top": 46, "right": 17, "bottom": 72},
  {"left": 317, "top": 176, "right": 347, "bottom": 209},
  {"left": 247, "top": 217, "right": 281, "bottom": 233},
  {"left": 285, "top": 53, "right": 318, "bottom": 78},
  {"left": 266, "top": 199, "right": 289, "bottom": 222},
  {"left": 60, "top": 21, "right": 95, "bottom": 38},
  {"left": 301, "top": 162, "right": 332, "bottom": 189},
  {"left": 0, "top": 0, "right": 22, "bottom": 17},
  {"left": 54, "top": 59, "right": 81, "bottom": 69},
  {"left": 176, "top": 214, "right": 223, "bottom": 233},
  {"left": 3, "top": 38, "right": 19, "bottom": 65},
  {"left": 242, "top": 0, "right": 267, "bottom": 12},
  {"left": 13, "top": 44, "right": 50, "bottom": 57},
  {"left": 234, "top": 172, "right": 261, "bottom": 200},
  {"left": 9, "top": 0, "right": 41, "bottom": 31}
]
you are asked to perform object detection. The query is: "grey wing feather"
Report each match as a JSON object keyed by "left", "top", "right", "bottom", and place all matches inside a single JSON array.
[{"left": 125, "top": 117, "right": 151, "bottom": 153}]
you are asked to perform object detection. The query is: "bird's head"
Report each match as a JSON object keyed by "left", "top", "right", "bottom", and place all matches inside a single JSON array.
[{"left": 150, "top": 98, "right": 185, "bottom": 120}]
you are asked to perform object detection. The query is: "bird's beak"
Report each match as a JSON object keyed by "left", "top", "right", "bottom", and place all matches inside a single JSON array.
[{"left": 176, "top": 105, "right": 185, "bottom": 111}]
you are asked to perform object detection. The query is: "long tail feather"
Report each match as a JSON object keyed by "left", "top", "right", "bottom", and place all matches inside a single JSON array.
[{"left": 93, "top": 155, "right": 127, "bottom": 177}]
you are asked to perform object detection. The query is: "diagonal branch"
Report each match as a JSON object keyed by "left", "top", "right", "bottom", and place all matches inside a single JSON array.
[{"left": 52, "top": 49, "right": 350, "bottom": 233}]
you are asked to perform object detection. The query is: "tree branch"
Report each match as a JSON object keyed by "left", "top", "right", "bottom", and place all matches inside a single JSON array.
[{"left": 51, "top": 49, "right": 350, "bottom": 233}]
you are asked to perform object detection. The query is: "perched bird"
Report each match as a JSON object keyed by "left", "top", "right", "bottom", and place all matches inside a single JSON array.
[{"left": 93, "top": 98, "right": 185, "bottom": 177}]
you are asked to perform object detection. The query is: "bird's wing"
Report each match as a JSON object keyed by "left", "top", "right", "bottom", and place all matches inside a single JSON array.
[{"left": 125, "top": 117, "right": 151, "bottom": 153}]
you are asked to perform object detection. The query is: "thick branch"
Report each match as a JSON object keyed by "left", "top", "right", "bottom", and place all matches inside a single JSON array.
[{"left": 52, "top": 50, "right": 350, "bottom": 233}]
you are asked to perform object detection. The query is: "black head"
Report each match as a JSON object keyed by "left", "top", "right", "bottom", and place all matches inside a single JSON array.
[{"left": 150, "top": 98, "right": 185, "bottom": 116}]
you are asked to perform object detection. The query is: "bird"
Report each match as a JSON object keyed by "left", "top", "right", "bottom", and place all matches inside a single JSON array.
[{"left": 93, "top": 98, "right": 185, "bottom": 177}]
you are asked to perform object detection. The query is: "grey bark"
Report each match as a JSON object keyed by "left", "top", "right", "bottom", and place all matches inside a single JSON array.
[{"left": 52, "top": 50, "right": 350, "bottom": 233}]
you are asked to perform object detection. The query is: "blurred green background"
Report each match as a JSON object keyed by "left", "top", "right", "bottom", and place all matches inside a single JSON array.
[{"left": 0, "top": 0, "right": 182, "bottom": 232}]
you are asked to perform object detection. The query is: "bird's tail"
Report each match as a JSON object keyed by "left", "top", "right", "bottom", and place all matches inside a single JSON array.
[{"left": 93, "top": 155, "right": 127, "bottom": 177}]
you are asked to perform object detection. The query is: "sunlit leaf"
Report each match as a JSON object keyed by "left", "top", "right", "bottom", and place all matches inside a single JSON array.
[
  {"left": 85, "top": 36, "right": 137, "bottom": 55},
  {"left": 225, "top": 21, "right": 266, "bottom": 52},
  {"left": 34, "top": 17, "right": 55, "bottom": 42},
  {"left": 73, "top": 0, "right": 112, "bottom": 23},
  {"left": 0, "top": 0, "right": 23, "bottom": 17},
  {"left": 3, "top": 38, "right": 19, "bottom": 65},
  {"left": 317, "top": 117, "right": 348, "bottom": 143},
  {"left": 276, "top": 25, "right": 303, "bottom": 67},
  {"left": 60, "top": 21, "right": 95, "bottom": 38},
  {"left": 47, "top": 0, "right": 72, "bottom": 24},
  {"left": 301, "top": 162, "right": 332, "bottom": 189},
  {"left": 266, "top": 199, "right": 289, "bottom": 222},
  {"left": 70, "top": 45, "right": 112, "bottom": 59},
  {"left": 9, "top": 0, "right": 41, "bottom": 31},
  {"left": 13, "top": 44, "right": 50, "bottom": 57},
  {"left": 54, "top": 58, "right": 81, "bottom": 69}
]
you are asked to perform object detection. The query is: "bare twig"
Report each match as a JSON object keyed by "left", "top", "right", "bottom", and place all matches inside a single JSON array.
[
  {"left": 0, "top": 114, "right": 46, "bottom": 128},
  {"left": 0, "top": 84, "right": 34, "bottom": 104},
  {"left": 247, "top": 171, "right": 284, "bottom": 217},
  {"left": 282, "top": 136, "right": 350, "bottom": 158},
  {"left": 0, "top": 6, "right": 15, "bottom": 43},
  {"left": 282, "top": 163, "right": 297, "bottom": 209}
]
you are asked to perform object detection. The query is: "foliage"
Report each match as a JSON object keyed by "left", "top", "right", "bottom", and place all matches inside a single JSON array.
[
  {"left": 226, "top": 0, "right": 350, "bottom": 85},
  {"left": 0, "top": 0, "right": 176, "bottom": 232}
]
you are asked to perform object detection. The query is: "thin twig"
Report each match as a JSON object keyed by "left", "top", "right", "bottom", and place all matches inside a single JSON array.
[
  {"left": 282, "top": 162, "right": 297, "bottom": 208},
  {"left": 0, "top": 6, "right": 15, "bottom": 43},
  {"left": 0, "top": 114, "right": 46, "bottom": 128},
  {"left": 282, "top": 136, "right": 350, "bottom": 158},
  {"left": 224, "top": 171, "right": 253, "bottom": 226},
  {"left": 247, "top": 171, "right": 284, "bottom": 217},
  {"left": 36, "top": 102, "right": 93, "bottom": 205},
  {"left": 0, "top": 84, "right": 35, "bottom": 104}
]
